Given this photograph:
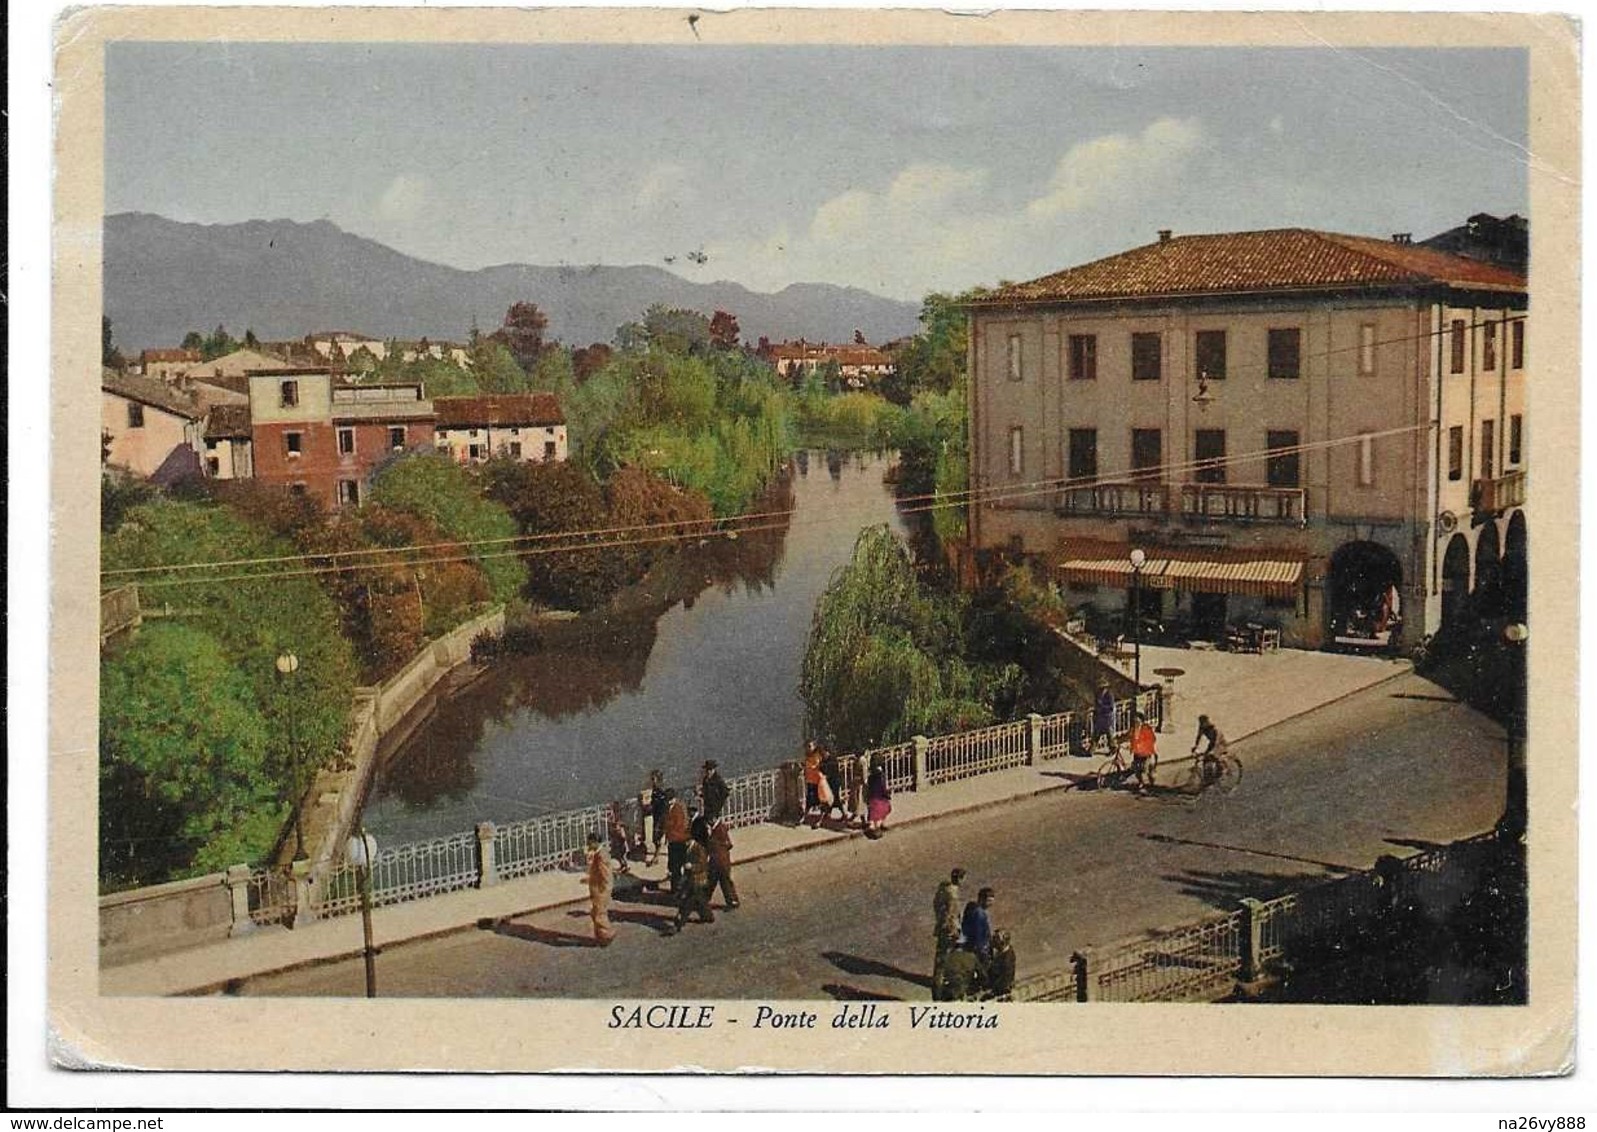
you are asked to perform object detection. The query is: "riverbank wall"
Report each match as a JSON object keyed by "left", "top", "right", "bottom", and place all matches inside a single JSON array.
[{"left": 99, "top": 606, "right": 504, "bottom": 965}]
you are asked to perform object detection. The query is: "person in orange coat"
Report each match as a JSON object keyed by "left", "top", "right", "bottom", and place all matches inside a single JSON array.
[
  {"left": 584, "top": 833, "right": 616, "bottom": 946},
  {"left": 662, "top": 789, "right": 692, "bottom": 894},
  {"left": 1129, "top": 713, "right": 1159, "bottom": 795},
  {"left": 802, "top": 741, "right": 825, "bottom": 823}
]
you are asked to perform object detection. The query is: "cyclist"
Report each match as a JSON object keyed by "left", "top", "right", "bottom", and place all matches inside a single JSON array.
[
  {"left": 1191, "top": 714, "right": 1229, "bottom": 785},
  {"left": 1129, "top": 712, "right": 1158, "bottom": 794}
]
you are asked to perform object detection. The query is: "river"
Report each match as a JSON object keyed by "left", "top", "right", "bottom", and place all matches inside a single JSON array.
[{"left": 360, "top": 450, "right": 911, "bottom": 845}]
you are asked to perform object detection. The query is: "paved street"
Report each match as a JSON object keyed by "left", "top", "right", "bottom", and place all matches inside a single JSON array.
[{"left": 240, "top": 671, "right": 1504, "bottom": 1000}]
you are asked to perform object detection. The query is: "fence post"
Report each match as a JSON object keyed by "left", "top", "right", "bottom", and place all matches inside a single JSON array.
[
  {"left": 225, "top": 865, "right": 255, "bottom": 937},
  {"left": 290, "top": 858, "right": 317, "bottom": 928},
  {"left": 476, "top": 822, "right": 498, "bottom": 888},
  {"left": 1026, "top": 713, "right": 1043, "bottom": 766},
  {"left": 912, "top": 736, "right": 929, "bottom": 791},
  {"left": 780, "top": 761, "right": 803, "bottom": 823},
  {"left": 1238, "top": 897, "right": 1264, "bottom": 983},
  {"left": 1070, "top": 950, "right": 1091, "bottom": 1002}
]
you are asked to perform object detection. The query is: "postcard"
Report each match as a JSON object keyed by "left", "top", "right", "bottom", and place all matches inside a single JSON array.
[{"left": 46, "top": 5, "right": 1579, "bottom": 1081}]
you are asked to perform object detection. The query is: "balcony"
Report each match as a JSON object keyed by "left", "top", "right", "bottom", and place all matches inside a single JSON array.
[
  {"left": 1471, "top": 469, "right": 1526, "bottom": 514},
  {"left": 1055, "top": 480, "right": 1306, "bottom": 526}
]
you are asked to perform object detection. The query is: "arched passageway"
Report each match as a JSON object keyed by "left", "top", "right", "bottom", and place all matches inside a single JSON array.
[
  {"left": 1328, "top": 541, "right": 1404, "bottom": 648},
  {"left": 1502, "top": 510, "right": 1527, "bottom": 622},
  {"left": 1440, "top": 533, "right": 1471, "bottom": 632},
  {"left": 1474, "top": 521, "right": 1503, "bottom": 619}
]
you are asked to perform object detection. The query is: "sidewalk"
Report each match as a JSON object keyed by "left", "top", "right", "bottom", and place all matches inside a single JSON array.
[{"left": 102, "top": 647, "right": 1408, "bottom": 997}]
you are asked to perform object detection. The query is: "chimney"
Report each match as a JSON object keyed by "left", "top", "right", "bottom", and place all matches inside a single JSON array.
[
  {"left": 1391, "top": 233, "right": 1412, "bottom": 245},
  {"left": 1158, "top": 229, "right": 1173, "bottom": 244}
]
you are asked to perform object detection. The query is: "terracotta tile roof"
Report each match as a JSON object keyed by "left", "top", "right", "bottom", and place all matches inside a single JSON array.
[
  {"left": 976, "top": 228, "right": 1527, "bottom": 307},
  {"left": 103, "top": 368, "right": 202, "bottom": 420},
  {"left": 204, "top": 403, "right": 252, "bottom": 439},
  {"left": 188, "top": 372, "right": 250, "bottom": 395},
  {"left": 140, "top": 348, "right": 202, "bottom": 365},
  {"left": 433, "top": 393, "right": 565, "bottom": 428}
]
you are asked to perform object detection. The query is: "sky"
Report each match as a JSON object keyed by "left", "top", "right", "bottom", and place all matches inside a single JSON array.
[{"left": 107, "top": 42, "right": 1530, "bottom": 302}]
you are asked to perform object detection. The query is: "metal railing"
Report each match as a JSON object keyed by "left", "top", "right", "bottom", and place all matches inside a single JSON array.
[
  {"left": 1473, "top": 469, "right": 1526, "bottom": 513},
  {"left": 718, "top": 767, "right": 786, "bottom": 830},
  {"left": 925, "top": 719, "right": 1030, "bottom": 785},
  {"left": 245, "top": 867, "right": 298, "bottom": 928},
  {"left": 317, "top": 832, "right": 481, "bottom": 918},
  {"left": 1179, "top": 483, "right": 1306, "bottom": 525},
  {"left": 1085, "top": 912, "right": 1245, "bottom": 1003},
  {"left": 1056, "top": 481, "right": 1170, "bottom": 518},
  {"left": 494, "top": 805, "right": 610, "bottom": 883}
]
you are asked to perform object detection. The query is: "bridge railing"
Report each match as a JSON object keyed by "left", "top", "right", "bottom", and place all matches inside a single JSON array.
[
  {"left": 494, "top": 805, "right": 610, "bottom": 884},
  {"left": 924, "top": 718, "right": 1030, "bottom": 785}
]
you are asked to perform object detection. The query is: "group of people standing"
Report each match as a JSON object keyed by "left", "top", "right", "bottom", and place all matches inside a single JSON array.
[
  {"left": 931, "top": 868, "right": 1015, "bottom": 1001},
  {"left": 802, "top": 740, "right": 892, "bottom": 837},
  {"left": 583, "top": 760, "right": 742, "bottom": 944}
]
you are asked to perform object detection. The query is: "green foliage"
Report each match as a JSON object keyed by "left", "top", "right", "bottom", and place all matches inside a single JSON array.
[
  {"left": 370, "top": 454, "right": 527, "bottom": 606},
  {"left": 102, "top": 474, "right": 155, "bottom": 533},
  {"left": 102, "top": 316, "right": 126, "bottom": 370},
  {"left": 884, "top": 290, "right": 983, "bottom": 404},
  {"left": 640, "top": 304, "right": 712, "bottom": 356},
  {"left": 482, "top": 459, "right": 629, "bottom": 610},
  {"left": 100, "top": 623, "right": 281, "bottom": 886},
  {"left": 531, "top": 346, "right": 577, "bottom": 399},
  {"left": 793, "top": 390, "right": 904, "bottom": 451},
  {"left": 470, "top": 340, "right": 530, "bottom": 394}
]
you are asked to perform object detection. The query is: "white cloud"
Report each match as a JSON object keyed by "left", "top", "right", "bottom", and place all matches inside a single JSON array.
[
  {"left": 376, "top": 174, "right": 428, "bottom": 222},
  {"left": 1027, "top": 117, "right": 1203, "bottom": 219},
  {"left": 710, "top": 118, "right": 1207, "bottom": 299}
]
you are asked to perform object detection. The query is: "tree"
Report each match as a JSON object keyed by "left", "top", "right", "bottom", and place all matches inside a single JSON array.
[
  {"left": 102, "top": 316, "right": 127, "bottom": 371},
  {"left": 244, "top": 328, "right": 261, "bottom": 350},
  {"left": 709, "top": 310, "right": 741, "bottom": 351},
  {"left": 572, "top": 342, "right": 614, "bottom": 383},
  {"left": 181, "top": 331, "right": 205, "bottom": 352},
  {"left": 202, "top": 324, "right": 239, "bottom": 361},
  {"left": 493, "top": 301, "right": 550, "bottom": 373},
  {"left": 642, "top": 304, "right": 711, "bottom": 356},
  {"left": 470, "top": 339, "right": 529, "bottom": 394},
  {"left": 482, "top": 459, "right": 625, "bottom": 610}
]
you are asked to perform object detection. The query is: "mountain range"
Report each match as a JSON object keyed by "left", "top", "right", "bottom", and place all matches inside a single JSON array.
[{"left": 103, "top": 213, "right": 924, "bottom": 354}]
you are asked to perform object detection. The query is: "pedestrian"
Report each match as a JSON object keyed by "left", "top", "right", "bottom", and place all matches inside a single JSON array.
[
  {"left": 985, "top": 930, "right": 1017, "bottom": 999},
  {"left": 674, "top": 816, "right": 716, "bottom": 929},
  {"left": 1093, "top": 680, "right": 1117, "bottom": 754},
  {"left": 820, "top": 746, "right": 845, "bottom": 821},
  {"left": 708, "top": 818, "right": 741, "bottom": 910},
  {"left": 864, "top": 755, "right": 892, "bottom": 838},
  {"left": 802, "top": 741, "right": 824, "bottom": 823},
  {"left": 584, "top": 833, "right": 616, "bottom": 946},
  {"left": 700, "top": 759, "right": 731, "bottom": 825},
  {"left": 644, "top": 769, "right": 667, "bottom": 865},
  {"left": 931, "top": 867, "right": 966, "bottom": 1001},
  {"left": 939, "top": 945, "right": 979, "bottom": 1002},
  {"left": 847, "top": 751, "right": 869, "bottom": 827},
  {"left": 606, "top": 800, "right": 633, "bottom": 874},
  {"left": 663, "top": 788, "right": 691, "bottom": 894},
  {"left": 962, "top": 887, "right": 996, "bottom": 965},
  {"left": 1129, "top": 712, "right": 1158, "bottom": 794}
]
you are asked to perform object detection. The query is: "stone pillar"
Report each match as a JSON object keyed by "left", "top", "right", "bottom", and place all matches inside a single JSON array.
[
  {"left": 1070, "top": 951, "right": 1091, "bottom": 1002},
  {"left": 779, "top": 761, "right": 804, "bottom": 824},
  {"left": 1238, "top": 897, "right": 1265, "bottom": 983},
  {"left": 912, "top": 736, "right": 929, "bottom": 791},
  {"left": 225, "top": 865, "right": 255, "bottom": 937},
  {"left": 1026, "top": 713, "right": 1043, "bottom": 765},
  {"left": 476, "top": 822, "right": 498, "bottom": 888},
  {"left": 290, "top": 858, "right": 317, "bottom": 929}
]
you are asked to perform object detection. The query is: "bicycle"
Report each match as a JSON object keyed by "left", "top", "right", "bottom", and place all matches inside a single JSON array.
[
  {"left": 1096, "top": 740, "right": 1157, "bottom": 794},
  {"left": 1180, "top": 748, "right": 1243, "bottom": 796}
]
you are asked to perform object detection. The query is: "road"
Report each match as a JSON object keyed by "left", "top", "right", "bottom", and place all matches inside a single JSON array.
[{"left": 240, "top": 672, "right": 1505, "bottom": 1000}]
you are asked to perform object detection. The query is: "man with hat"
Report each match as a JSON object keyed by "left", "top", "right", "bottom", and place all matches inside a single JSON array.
[
  {"left": 700, "top": 759, "right": 730, "bottom": 825},
  {"left": 931, "top": 867, "right": 967, "bottom": 1001}
]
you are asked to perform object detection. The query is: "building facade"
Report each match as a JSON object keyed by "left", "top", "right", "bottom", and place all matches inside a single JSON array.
[
  {"left": 102, "top": 369, "right": 205, "bottom": 482},
  {"left": 966, "top": 227, "right": 1527, "bottom": 649},
  {"left": 433, "top": 393, "right": 567, "bottom": 465}
]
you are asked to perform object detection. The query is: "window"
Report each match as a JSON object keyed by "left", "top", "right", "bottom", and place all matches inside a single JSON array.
[
  {"left": 289, "top": 483, "right": 308, "bottom": 496},
  {"left": 1267, "top": 328, "right": 1301, "bottom": 379},
  {"left": 280, "top": 379, "right": 300, "bottom": 408},
  {"left": 126, "top": 402, "right": 145, "bottom": 428},
  {"left": 543, "top": 441, "right": 557, "bottom": 460},
  {"left": 337, "top": 427, "right": 355, "bottom": 455},
  {"left": 1448, "top": 426, "right": 1464, "bottom": 481},
  {"left": 284, "top": 432, "right": 303, "bottom": 459},
  {"left": 1008, "top": 426, "right": 1025, "bottom": 476},
  {"left": 1131, "top": 428, "right": 1162, "bottom": 481},
  {"left": 1067, "top": 334, "right": 1098, "bottom": 381},
  {"left": 1067, "top": 428, "right": 1098, "bottom": 481},
  {"left": 1266, "top": 430, "right": 1301, "bottom": 488},
  {"left": 1194, "top": 429, "right": 1226, "bottom": 484},
  {"left": 468, "top": 443, "right": 483, "bottom": 460},
  {"left": 1358, "top": 323, "right": 1378, "bottom": 376},
  {"left": 1358, "top": 434, "right": 1375, "bottom": 488},
  {"left": 205, "top": 456, "right": 220, "bottom": 477},
  {"left": 1449, "top": 320, "right": 1467, "bottom": 374},
  {"left": 1480, "top": 419, "right": 1496, "bottom": 479},
  {"left": 1483, "top": 322, "right": 1498, "bottom": 371},
  {"left": 1006, "top": 335, "right": 1023, "bottom": 382},
  {"left": 1131, "top": 333, "right": 1162, "bottom": 381},
  {"left": 1509, "top": 414, "right": 1523, "bottom": 466},
  {"left": 1195, "top": 330, "right": 1227, "bottom": 380},
  {"left": 337, "top": 480, "right": 360, "bottom": 506},
  {"left": 509, "top": 441, "right": 523, "bottom": 459},
  {"left": 389, "top": 426, "right": 406, "bottom": 450},
  {"left": 1511, "top": 320, "right": 1525, "bottom": 369}
]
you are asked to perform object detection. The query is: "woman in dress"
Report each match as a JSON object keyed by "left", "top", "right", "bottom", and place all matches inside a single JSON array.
[{"left": 864, "top": 755, "right": 893, "bottom": 838}]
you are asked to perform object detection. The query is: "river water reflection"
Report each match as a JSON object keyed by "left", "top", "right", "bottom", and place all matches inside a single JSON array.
[{"left": 361, "top": 450, "right": 910, "bottom": 845}]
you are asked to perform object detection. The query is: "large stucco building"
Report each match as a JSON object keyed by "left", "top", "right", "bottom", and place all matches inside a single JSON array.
[{"left": 965, "top": 227, "right": 1527, "bottom": 649}]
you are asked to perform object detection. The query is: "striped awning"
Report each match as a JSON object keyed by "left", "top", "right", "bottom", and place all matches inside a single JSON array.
[{"left": 1051, "top": 540, "right": 1305, "bottom": 600}]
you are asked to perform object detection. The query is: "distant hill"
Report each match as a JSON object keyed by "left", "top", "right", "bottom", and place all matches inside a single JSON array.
[{"left": 104, "top": 213, "right": 923, "bottom": 353}]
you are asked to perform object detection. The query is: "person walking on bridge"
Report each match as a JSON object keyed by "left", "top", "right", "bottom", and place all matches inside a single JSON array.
[
  {"left": 1129, "top": 712, "right": 1158, "bottom": 795},
  {"left": 644, "top": 769, "right": 667, "bottom": 866},
  {"left": 931, "top": 867, "right": 966, "bottom": 1000},
  {"left": 1093, "top": 680, "right": 1117, "bottom": 754},
  {"left": 663, "top": 789, "right": 691, "bottom": 894},
  {"left": 709, "top": 818, "right": 740, "bottom": 911},
  {"left": 700, "top": 760, "right": 730, "bottom": 825},
  {"left": 674, "top": 817, "right": 716, "bottom": 929},
  {"left": 583, "top": 833, "right": 616, "bottom": 947}
]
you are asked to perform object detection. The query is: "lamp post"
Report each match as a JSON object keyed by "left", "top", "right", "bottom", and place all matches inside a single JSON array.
[
  {"left": 348, "top": 828, "right": 379, "bottom": 998},
  {"left": 275, "top": 650, "right": 304, "bottom": 861},
  {"left": 1129, "top": 548, "right": 1147, "bottom": 691},
  {"left": 1498, "top": 622, "right": 1528, "bottom": 842}
]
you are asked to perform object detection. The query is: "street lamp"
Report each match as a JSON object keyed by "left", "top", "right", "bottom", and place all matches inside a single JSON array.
[
  {"left": 1128, "top": 548, "right": 1147, "bottom": 691},
  {"left": 1498, "top": 622, "right": 1528, "bottom": 842},
  {"left": 347, "top": 828, "right": 379, "bottom": 998},
  {"left": 275, "top": 650, "right": 305, "bottom": 861}
]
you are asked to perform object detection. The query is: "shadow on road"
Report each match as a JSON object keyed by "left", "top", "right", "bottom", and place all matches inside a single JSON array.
[
  {"left": 1142, "top": 832, "right": 1358, "bottom": 873},
  {"left": 482, "top": 918, "right": 603, "bottom": 949},
  {"left": 1040, "top": 769, "right": 1103, "bottom": 790},
  {"left": 1158, "top": 865, "right": 1341, "bottom": 910},
  {"left": 822, "top": 983, "right": 903, "bottom": 1002},
  {"left": 822, "top": 950, "right": 931, "bottom": 991}
]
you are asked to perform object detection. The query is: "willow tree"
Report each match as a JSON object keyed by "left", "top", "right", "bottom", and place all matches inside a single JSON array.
[{"left": 799, "top": 525, "right": 992, "bottom": 752}]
